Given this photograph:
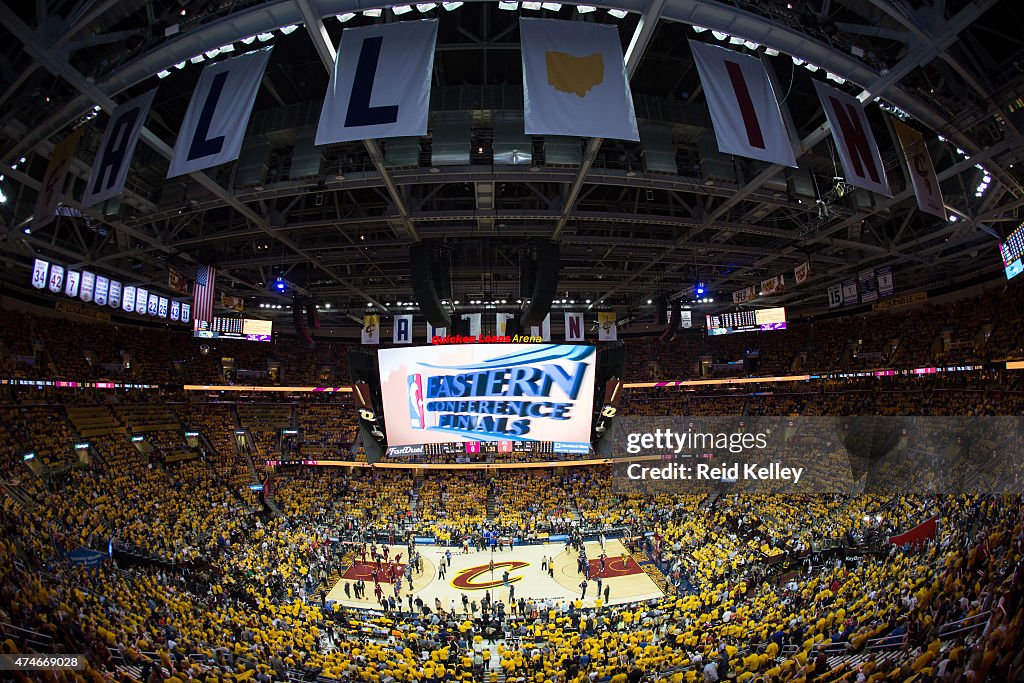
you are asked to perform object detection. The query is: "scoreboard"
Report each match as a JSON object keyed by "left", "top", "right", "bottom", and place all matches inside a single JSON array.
[
  {"left": 707, "top": 307, "right": 787, "bottom": 335},
  {"left": 194, "top": 317, "right": 273, "bottom": 341},
  {"left": 1000, "top": 222, "right": 1024, "bottom": 280}
]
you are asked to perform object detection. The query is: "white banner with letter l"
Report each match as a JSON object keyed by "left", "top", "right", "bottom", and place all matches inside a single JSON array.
[
  {"left": 168, "top": 46, "right": 273, "bottom": 178},
  {"left": 520, "top": 18, "right": 638, "bottom": 141},
  {"left": 83, "top": 89, "right": 157, "bottom": 206},
  {"left": 316, "top": 21, "right": 437, "bottom": 145}
]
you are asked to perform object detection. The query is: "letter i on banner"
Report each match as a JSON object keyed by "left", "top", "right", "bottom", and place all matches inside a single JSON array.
[
  {"left": 393, "top": 314, "right": 413, "bottom": 344},
  {"left": 462, "top": 313, "right": 482, "bottom": 338},
  {"left": 168, "top": 47, "right": 273, "bottom": 177},
  {"left": 83, "top": 90, "right": 157, "bottom": 207},
  {"left": 813, "top": 80, "right": 891, "bottom": 196},
  {"left": 530, "top": 314, "right": 551, "bottom": 341},
  {"left": 564, "top": 312, "right": 584, "bottom": 341}
]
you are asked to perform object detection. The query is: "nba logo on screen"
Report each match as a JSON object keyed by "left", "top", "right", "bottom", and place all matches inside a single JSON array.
[{"left": 408, "top": 374, "right": 426, "bottom": 429}]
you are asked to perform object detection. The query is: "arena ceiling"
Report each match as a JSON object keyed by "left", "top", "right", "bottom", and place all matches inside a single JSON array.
[{"left": 1, "top": 0, "right": 1024, "bottom": 327}]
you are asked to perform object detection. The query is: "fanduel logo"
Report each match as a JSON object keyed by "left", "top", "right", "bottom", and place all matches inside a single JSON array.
[{"left": 386, "top": 444, "right": 425, "bottom": 457}]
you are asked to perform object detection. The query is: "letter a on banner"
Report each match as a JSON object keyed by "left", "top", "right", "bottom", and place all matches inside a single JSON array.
[
  {"left": 316, "top": 21, "right": 437, "bottom": 145},
  {"left": 83, "top": 89, "right": 156, "bottom": 206},
  {"left": 812, "top": 80, "right": 891, "bottom": 196},
  {"left": 891, "top": 117, "right": 945, "bottom": 219},
  {"left": 393, "top": 314, "right": 413, "bottom": 344},
  {"left": 33, "top": 128, "right": 83, "bottom": 229},
  {"left": 688, "top": 41, "right": 796, "bottom": 167},
  {"left": 168, "top": 47, "right": 273, "bottom": 178},
  {"left": 564, "top": 312, "right": 584, "bottom": 341},
  {"left": 520, "top": 19, "right": 638, "bottom": 141}
]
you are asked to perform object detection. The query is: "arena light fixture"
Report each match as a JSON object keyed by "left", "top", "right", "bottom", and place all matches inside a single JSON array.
[
  {"left": 442, "top": 1, "right": 463, "bottom": 9},
  {"left": 576, "top": 4, "right": 596, "bottom": 12},
  {"left": 204, "top": 48, "right": 221, "bottom": 58},
  {"left": 711, "top": 30, "right": 728, "bottom": 41},
  {"left": 792, "top": 56, "right": 805, "bottom": 66},
  {"left": 392, "top": 4, "right": 413, "bottom": 13},
  {"left": 240, "top": 35, "right": 257, "bottom": 44},
  {"left": 522, "top": 1, "right": 542, "bottom": 9},
  {"left": 336, "top": 12, "right": 356, "bottom": 21},
  {"left": 157, "top": 69, "right": 171, "bottom": 79},
  {"left": 607, "top": 8, "right": 628, "bottom": 18},
  {"left": 174, "top": 61, "right": 187, "bottom": 69},
  {"left": 219, "top": 43, "right": 235, "bottom": 53},
  {"left": 804, "top": 63, "right": 819, "bottom": 73},
  {"left": 190, "top": 54, "right": 205, "bottom": 64},
  {"left": 279, "top": 24, "right": 299, "bottom": 34},
  {"left": 728, "top": 36, "right": 744, "bottom": 45},
  {"left": 743, "top": 40, "right": 759, "bottom": 50},
  {"left": 256, "top": 32, "right": 274, "bottom": 41},
  {"left": 764, "top": 47, "right": 779, "bottom": 56},
  {"left": 363, "top": 8, "right": 383, "bottom": 16},
  {"left": 416, "top": 3, "right": 437, "bottom": 11},
  {"left": 691, "top": 24, "right": 707, "bottom": 33},
  {"left": 498, "top": 1, "right": 518, "bottom": 9},
  {"left": 541, "top": 2, "right": 562, "bottom": 10}
]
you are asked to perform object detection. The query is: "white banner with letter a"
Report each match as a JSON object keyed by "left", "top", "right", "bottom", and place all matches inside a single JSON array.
[
  {"left": 520, "top": 19, "right": 638, "bottom": 141},
  {"left": 393, "top": 314, "right": 413, "bottom": 344},
  {"left": 316, "top": 20, "right": 437, "bottom": 145},
  {"left": 84, "top": 89, "right": 156, "bottom": 206},
  {"left": 168, "top": 47, "right": 273, "bottom": 178}
]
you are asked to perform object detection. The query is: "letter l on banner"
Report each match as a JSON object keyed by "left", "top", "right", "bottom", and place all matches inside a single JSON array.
[
  {"left": 813, "top": 80, "right": 891, "bottom": 196},
  {"left": 168, "top": 46, "right": 273, "bottom": 178},
  {"left": 83, "top": 89, "right": 157, "bottom": 206}
]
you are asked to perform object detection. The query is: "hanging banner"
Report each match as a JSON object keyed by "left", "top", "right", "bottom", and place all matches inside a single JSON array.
[
  {"left": 122, "top": 286, "right": 136, "bottom": 314},
  {"left": 393, "top": 314, "right": 413, "bottom": 344},
  {"left": 877, "top": 266, "right": 894, "bottom": 298},
  {"left": 32, "top": 128, "right": 83, "bottom": 229},
  {"left": 496, "top": 313, "right": 515, "bottom": 337},
  {"left": 136, "top": 288, "right": 149, "bottom": 315},
  {"left": 167, "top": 46, "right": 273, "bottom": 178},
  {"left": 597, "top": 312, "right": 617, "bottom": 341},
  {"left": 794, "top": 261, "right": 811, "bottom": 285},
  {"left": 732, "top": 286, "right": 755, "bottom": 304},
  {"left": 80, "top": 271, "right": 96, "bottom": 303},
  {"left": 316, "top": 21, "right": 437, "bottom": 145},
  {"left": 520, "top": 18, "right": 639, "bottom": 141},
  {"left": 362, "top": 315, "right": 380, "bottom": 344},
  {"left": 760, "top": 274, "right": 785, "bottom": 296},
  {"left": 31, "top": 259, "right": 49, "bottom": 289},
  {"left": 147, "top": 293, "right": 159, "bottom": 316},
  {"left": 180, "top": 302, "right": 191, "bottom": 324},
  {"left": 83, "top": 89, "right": 157, "bottom": 207},
  {"left": 64, "top": 270, "right": 81, "bottom": 298},
  {"left": 680, "top": 309, "right": 693, "bottom": 329},
  {"left": 220, "top": 293, "right": 244, "bottom": 313},
  {"left": 564, "top": 312, "right": 584, "bottom": 341},
  {"left": 94, "top": 276, "right": 109, "bottom": 306},
  {"left": 158, "top": 297, "right": 169, "bottom": 318},
  {"left": 859, "top": 269, "right": 878, "bottom": 303},
  {"left": 813, "top": 80, "right": 891, "bottom": 196},
  {"left": 841, "top": 278, "right": 858, "bottom": 306},
  {"left": 108, "top": 280, "right": 122, "bottom": 309},
  {"left": 827, "top": 284, "right": 843, "bottom": 309},
  {"left": 48, "top": 264, "right": 65, "bottom": 294},
  {"left": 461, "top": 313, "right": 482, "bottom": 338},
  {"left": 170, "top": 300, "right": 181, "bottom": 321},
  {"left": 426, "top": 322, "right": 447, "bottom": 343},
  {"left": 688, "top": 40, "right": 796, "bottom": 167},
  {"left": 168, "top": 268, "right": 189, "bottom": 295},
  {"left": 529, "top": 313, "right": 551, "bottom": 342},
  {"left": 892, "top": 117, "right": 945, "bottom": 219}
]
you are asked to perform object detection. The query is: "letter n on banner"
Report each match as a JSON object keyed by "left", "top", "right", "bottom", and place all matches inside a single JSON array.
[
  {"left": 688, "top": 40, "right": 796, "bottom": 167},
  {"left": 564, "top": 312, "right": 584, "bottom": 341},
  {"left": 393, "top": 314, "right": 413, "bottom": 344},
  {"left": 316, "top": 21, "right": 437, "bottom": 144},
  {"left": 813, "top": 80, "right": 891, "bottom": 196},
  {"left": 83, "top": 89, "right": 157, "bottom": 207},
  {"left": 167, "top": 47, "right": 273, "bottom": 178}
]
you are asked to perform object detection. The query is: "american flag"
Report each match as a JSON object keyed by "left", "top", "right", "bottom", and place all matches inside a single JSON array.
[{"left": 193, "top": 264, "right": 216, "bottom": 327}]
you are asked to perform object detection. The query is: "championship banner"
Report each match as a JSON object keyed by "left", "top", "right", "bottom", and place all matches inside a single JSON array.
[
  {"left": 859, "top": 269, "right": 878, "bottom": 303},
  {"left": 31, "top": 259, "right": 49, "bottom": 289},
  {"left": 732, "top": 286, "right": 755, "bottom": 304},
  {"left": 48, "top": 265, "right": 64, "bottom": 294},
  {"left": 461, "top": 313, "right": 482, "bottom": 338},
  {"left": 83, "top": 89, "right": 157, "bottom": 207},
  {"left": 393, "top": 314, "right": 413, "bottom": 344},
  {"left": 64, "top": 270, "right": 81, "bottom": 298},
  {"left": 827, "top": 284, "right": 842, "bottom": 309},
  {"left": 220, "top": 293, "right": 244, "bottom": 313},
  {"left": 877, "top": 266, "right": 894, "bottom": 298},
  {"left": 94, "top": 276, "right": 109, "bottom": 306},
  {"left": 427, "top": 322, "right": 447, "bottom": 343},
  {"left": 136, "top": 288, "right": 149, "bottom": 315},
  {"left": 168, "top": 268, "right": 189, "bottom": 295},
  {"left": 520, "top": 19, "right": 639, "bottom": 141},
  {"left": 80, "top": 271, "right": 96, "bottom": 303},
  {"left": 892, "top": 117, "right": 945, "bottom": 219},
  {"left": 564, "top": 312, "right": 584, "bottom": 341},
  {"left": 362, "top": 315, "right": 380, "bottom": 344},
  {"left": 841, "top": 278, "right": 858, "bottom": 306},
  {"left": 794, "top": 261, "right": 811, "bottom": 285},
  {"left": 108, "top": 280, "right": 122, "bottom": 309},
  {"left": 315, "top": 21, "right": 437, "bottom": 145},
  {"left": 680, "top": 310, "right": 692, "bottom": 328},
  {"left": 32, "top": 128, "right": 83, "bottom": 230},
  {"left": 760, "top": 274, "right": 785, "bottom": 296},
  {"left": 377, "top": 344, "right": 597, "bottom": 446},
  {"left": 529, "top": 313, "right": 551, "bottom": 342},
  {"left": 496, "top": 313, "right": 515, "bottom": 337},
  {"left": 167, "top": 46, "right": 273, "bottom": 178},
  {"left": 813, "top": 80, "right": 891, "bottom": 196},
  {"left": 122, "top": 286, "right": 136, "bottom": 314},
  {"left": 597, "top": 312, "right": 617, "bottom": 341},
  {"left": 688, "top": 40, "right": 796, "bottom": 167}
]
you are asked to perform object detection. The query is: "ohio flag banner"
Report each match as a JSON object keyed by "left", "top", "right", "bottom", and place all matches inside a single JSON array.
[
  {"left": 813, "top": 80, "right": 891, "bottom": 196},
  {"left": 393, "top": 314, "right": 413, "bottom": 344},
  {"left": 362, "top": 315, "right": 380, "bottom": 345},
  {"left": 689, "top": 40, "right": 796, "bottom": 167},
  {"left": 520, "top": 19, "right": 639, "bottom": 141},
  {"left": 83, "top": 89, "right": 156, "bottom": 206},
  {"left": 316, "top": 21, "right": 437, "bottom": 145},
  {"left": 168, "top": 47, "right": 273, "bottom": 178}
]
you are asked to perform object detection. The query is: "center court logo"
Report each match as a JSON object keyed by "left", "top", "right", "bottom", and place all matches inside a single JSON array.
[{"left": 450, "top": 561, "right": 529, "bottom": 590}]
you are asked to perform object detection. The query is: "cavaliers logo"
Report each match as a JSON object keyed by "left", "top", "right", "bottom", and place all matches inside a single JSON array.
[{"left": 450, "top": 561, "right": 529, "bottom": 591}]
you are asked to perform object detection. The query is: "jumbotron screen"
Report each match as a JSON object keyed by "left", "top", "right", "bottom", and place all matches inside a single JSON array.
[
  {"left": 377, "top": 343, "right": 597, "bottom": 449},
  {"left": 1000, "top": 221, "right": 1024, "bottom": 280},
  {"left": 193, "top": 317, "right": 273, "bottom": 341},
  {"left": 706, "top": 307, "right": 787, "bottom": 335}
]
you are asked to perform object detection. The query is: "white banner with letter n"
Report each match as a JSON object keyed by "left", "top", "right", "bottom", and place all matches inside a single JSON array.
[
  {"left": 813, "top": 80, "right": 891, "bottom": 196},
  {"left": 689, "top": 40, "right": 796, "bottom": 167},
  {"left": 564, "top": 312, "right": 585, "bottom": 341},
  {"left": 316, "top": 20, "right": 437, "bottom": 145},
  {"left": 520, "top": 18, "right": 638, "bottom": 141},
  {"left": 168, "top": 46, "right": 273, "bottom": 178},
  {"left": 83, "top": 89, "right": 157, "bottom": 206}
]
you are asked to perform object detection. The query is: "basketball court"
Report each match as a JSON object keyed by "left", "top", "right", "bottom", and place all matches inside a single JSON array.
[{"left": 324, "top": 539, "right": 664, "bottom": 611}]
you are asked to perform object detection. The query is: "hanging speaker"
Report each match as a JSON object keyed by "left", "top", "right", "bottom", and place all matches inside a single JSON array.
[
  {"left": 410, "top": 242, "right": 452, "bottom": 329},
  {"left": 520, "top": 241, "right": 560, "bottom": 328},
  {"left": 292, "top": 297, "right": 314, "bottom": 346},
  {"left": 306, "top": 302, "right": 320, "bottom": 329}
]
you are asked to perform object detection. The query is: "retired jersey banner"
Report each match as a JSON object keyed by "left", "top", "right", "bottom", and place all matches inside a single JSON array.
[
  {"left": 813, "top": 81, "right": 891, "bottom": 196},
  {"left": 794, "top": 260, "right": 811, "bottom": 285},
  {"left": 859, "top": 269, "right": 878, "bottom": 303},
  {"left": 48, "top": 265, "right": 64, "bottom": 294},
  {"left": 147, "top": 293, "right": 159, "bottom": 316},
  {"left": 362, "top": 315, "right": 380, "bottom": 345},
  {"left": 136, "top": 288, "right": 149, "bottom": 315},
  {"left": 529, "top": 313, "right": 551, "bottom": 342},
  {"left": 461, "top": 313, "right": 482, "bottom": 338},
  {"left": 597, "top": 312, "right": 617, "bottom": 341},
  {"left": 689, "top": 40, "right": 796, "bottom": 167},
  {"left": 520, "top": 19, "right": 639, "bottom": 141},
  {"left": 760, "top": 274, "right": 785, "bottom": 296},
  {"left": 892, "top": 117, "right": 945, "bottom": 219},
  {"left": 841, "top": 278, "right": 858, "bottom": 306},
  {"left": 680, "top": 309, "right": 693, "bottom": 329},
  {"left": 167, "top": 46, "right": 273, "bottom": 178},
  {"left": 33, "top": 128, "right": 83, "bottom": 229},
  {"left": 31, "top": 259, "right": 49, "bottom": 289},
  {"left": 94, "top": 276, "right": 109, "bottom": 306},
  {"left": 564, "top": 312, "right": 585, "bottom": 341},
  {"left": 316, "top": 21, "right": 437, "bottom": 145},
  {"left": 426, "top": 322, "right": 447, "bottom": 343},
  {"left": 108, "top": 280, "right": 122, "bottom": 309},
  {"left": 877, "top": 266, "right": 894, "bottom": 297},
  {"left": 64, "top": 271, "right": 80, "bottom": 298},
  {"left": 393, "top": 314, "right": 413, "bottom": 344},
  {"left": 827, "top": 284, "right": 843, "bottom": 309},
  {"left": 83, "top": 89, "right": 157, "bottom": 207},
  {"left": 732, "top": 286, "right": 755, "bottom": 304},
  {"left": 170, "top": 300, "right": 181, "bottom": 321},
  {"left": 122, "top": 286, "right": 136, "bottom": 313},
  {"left": 80, "top": 271, "right": 96, "bottom": 303}
]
